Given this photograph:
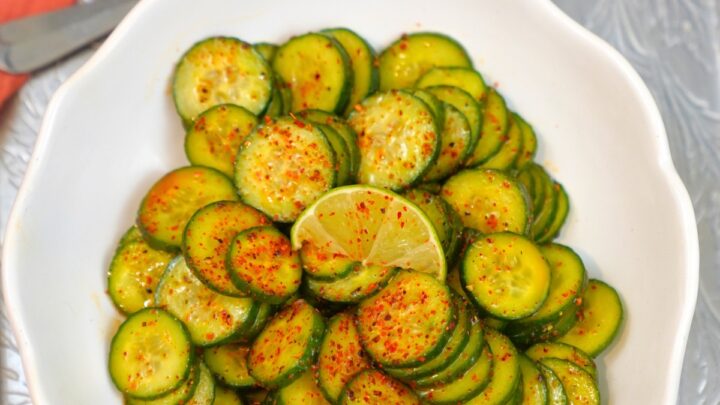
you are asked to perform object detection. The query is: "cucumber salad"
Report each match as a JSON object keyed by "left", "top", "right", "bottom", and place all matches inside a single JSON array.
[{"left": 107, "top": 29, "right": 623, "bottom": 405}]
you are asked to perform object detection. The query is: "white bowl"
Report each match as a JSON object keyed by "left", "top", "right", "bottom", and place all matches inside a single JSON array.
[{"left": 1, "top": 0, "right": 698, "bottom": 403}]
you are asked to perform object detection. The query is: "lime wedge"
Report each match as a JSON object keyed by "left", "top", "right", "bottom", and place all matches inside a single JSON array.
[{"left": 291, "top": 185, "right": 446, "bottom": 280}]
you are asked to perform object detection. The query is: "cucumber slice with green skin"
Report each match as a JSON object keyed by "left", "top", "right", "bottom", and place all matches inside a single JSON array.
[
  {"left": 417, "top": 342, "right": 493, "bottom": 404},
  {"left": 348, "top": 89, "right": 440, "bottom": 190},
  {"left": 322, "top": 28, "right": 379, "bottom": 116},
  {"left": 556, "top": 279, "right": 624, "bottom": 357},
  {"left": 416, "top": 67, "right": 488, "bottom": 101},
  {"left": 138, "top": 166, "right": 238, "bottom": 250},
  {"left": 516, "top": 170, "right": 537, "bottom": 214},
  {"left": 357, "top": 270, "right": 455, "bottom": 367},
  {"left": 317, "top": 123, "right": 352, "bottom": 185},
  {"left": 237, "top": 302, "right": 275, "bottom": 343},
  {"left": 248, "top": 300, "right": 325, "bottom": 388},
  {"left": 513, "top": 114, "right": 538, "bottom": 169},
  {"left": 254, "top": 43, "right": 278, "bottom": 63},
  {"left": 227, "top": 225, "right": 302, "bottom": 304},
  {"left": 214, "top": 385, "right": 244, "bottom": 405},
  {"left": 462, "top": 232, "right": 551, "bottom": 320},
  {"left": 481, "top": 113, "right": 524, "bottom": 170},
  {"left": 264, "top": 86, "right": 284, "bottom": 118},
  {"left": 465, "top": 329, "right": 521, "bottom": 405},
  {"left": 279, "top": 84, "right": 293, "bottom": 115},
  {"left": 539, "top": 359, "right": 599, "bottom": 405},
  {"left": 234, "top": 116, "right": 336, "bottom": 222},
  {"left": 108, "top": 238, "right": 174, "bottom": 314},
  {"left": 273, "top": 33, "right": 351, "bottom": 113},
  {"left": 441, "top": 169, "right": 530, "bottom": 235},
  {"left": 508, "top": 384, "right": 524, "bottom": 405},
  {"left": 204, "top": 344, "right": 257, "bottom": 388},
  {"left": 444, "top": 202, "right": 465, "bottom": 268},
  {"left": 403, "top": 188, "right": 456, "bottom": 259},
  {"left": 185, "top": 104, "right": 259, "bottom": 177},
  {"left": 276, "top": 370, "right": 331, "bottom": 405},
  {"left": 339, "top": 370, "right": 421, "bottom": 405},
  {"left": 186, "top": 362, "right": 215, "bottom": 405},
  {"left": 386, "top": 294, "right": 470, "bottom": 381},
  {"left": 538, "top": 363, "right": 568, "bottom": 405},
  {"left": 243, "top": 389, "right": 270, "bottom": 405},
  {"left": 425, "top": 85, "right": 483, "bottom": 162},
  {"left": 306, "top": 264, "right": 398, "bottom": 303},
  {"left": 517, "top": 354, "right": 548, "bottom": 405},
  {"left": 173, "top": 37, "right": 273, "bottom": 126},
  {"left": 529, "top": 165, "right": 558, "bottom": 240},
  {"left": 126, "top": 360, "right": 200, "bottom": 405},
  {"left": 517, "top": 165, "right": 544, "bottom": 218},
  {"left": 525, "top": 342, "right": 597, "bottom": 380},
  {"left": 109, "top": 308, "right": 194, "bottom": 399},
  {"left": 183, "top": 200, "right": 271, "bottom": 297},
  {"left": 505, "top": 244, "right": 586, "bottom": 345},
  {"left": 317, "top": 312, "right": 370, "bottom": 402},
  {"left": 423, "top": 103, "right": 473, "bottom": 182},
  {"left": 415, "top": 317, "right": 484, "bottom": 387},
  {"left": 155, "top": 257, "right": 258, "bottom": 346},
  {"left": 408, "top": 89, "right": 446, "bottom": 134},
  {"left": 119, "top": 225, "right": 144, "bottom": 246},
  {"left": 483, "top": 317, "right": 509, "bottom": 331},
  {"left": 378, "top": 32, "right": 472, "bottom": 91},
  {"left": 466, "top": 89, "right": 509, "bottom": 167},
  {"left": 299, "top": 241, "right": 358, "bottom": 281},
  {"left": 536, "top": 183, "right": 569, "bottom": 243},
  {"left": 297, "top": 109, "right": 360, "bottom": 178}
]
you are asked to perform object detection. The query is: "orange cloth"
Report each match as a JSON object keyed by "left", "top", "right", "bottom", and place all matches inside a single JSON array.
[{"left": 0, "top": 0, "right": 76, "bottom": 106}]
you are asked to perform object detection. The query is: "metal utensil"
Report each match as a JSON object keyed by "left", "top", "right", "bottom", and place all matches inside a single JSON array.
[{"left": 0, "top": 0, "right": 138, "bottom": 74}]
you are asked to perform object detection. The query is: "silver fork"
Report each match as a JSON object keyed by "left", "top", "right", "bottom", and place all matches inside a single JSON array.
[{"left": 0, "top": 0, "right": 138, "bottom": 74}]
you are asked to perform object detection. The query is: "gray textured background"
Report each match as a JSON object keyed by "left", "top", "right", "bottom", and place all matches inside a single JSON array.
[{"left": 0, "top": 0, "right": 718, "bottom": 403}]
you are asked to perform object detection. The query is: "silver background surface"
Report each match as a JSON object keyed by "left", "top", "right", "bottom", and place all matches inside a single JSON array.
[{"left": 0, "top": 0, "right": 718, "bottom": 403}]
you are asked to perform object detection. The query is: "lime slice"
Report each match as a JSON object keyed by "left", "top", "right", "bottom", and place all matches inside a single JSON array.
[{"left": 291, "top": 185, "right": 446, "bottom": 280}]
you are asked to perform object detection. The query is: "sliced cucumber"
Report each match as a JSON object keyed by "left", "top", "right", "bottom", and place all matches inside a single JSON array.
[
  {"left": 138, "top": 166, "right": 237, "bottom": 250},
  {"left": 317, "top": 312, "right": 370, "bottom": 402},
  {"left": 108, "top": 238, "right": 174, "bottom": 314},
  {"left": 273, "top": 33, "right": 351, "bottom": 113},
  {"left": 466, "top": 89, "right": 509, "bottom": 166},
  {"left": 386, "top": 294, "right": 470, "bottom": 381},
  {"left": 425, "top": 85, "right": 483, "bottom": 163},
  {"left": 441, "top": 169, "right": 530, "bottom": 234},
  {"left": 465, "top": 329, "right": 521, "bottom": 405},
  {"left": 305, "top": 264, "right": 397, "bottom": 303},
  {"left": 462, "top": 232, "right": 551, "bottom": 320},
  {"left": 423, "top": 103, "right": 472, "bottom": 182},
  {"left": 276, "top": 370, "right": 331, "bottom": 405},
  {"left": 517, "top": 354, "right": 548, "bottom": 405},
  {"left": 237, "top": 302, "right": 275, "bottom": 343},
  {"left": 186, "top": 362, "right": 215, "bottom": 405},
  {"left": 537, "top": 182, "right": 569, "bottom": 243},
  {"left": 514, "top": 114, "right": 538, "bottom": 169},
  {"left": 357, "top": 270, "right": 455, "bottom": 367},
  {"left": 378, "top": 32, "right": 472, "bottom": 90},
  {"left": 248, "top": 300, "right": 325, "bottom": 388},
  {"left": 109, "top": 308, "right": 193, "bottom": 399},
  {"left": 403, "top": 188, "right": 459, "bottom": 261},
  {"left": 183, "top": 200, "right": 270, "bottom": 297},
  {"left": 414, "top": 317, "right": 484, "bottom": 387},
  {"left": 416, "top": 67, "right": 487, "bottom": 101},
  {"left": 528, "top": 164, "right": 558, "bottom": 240},
  {"left": 538, "top": 363, "right": 568, "bottom": 405},
  {"left": 126, "top": 360, "right": 200, "bottom": 405},
  {"left": 204, "top": 343, "right": 257, "bottom": 388},
  {"left": 173, "top": 37, "right": 273, "bottom": 125},
  {"left": 184, "top": 104, "right": 259, "bottom": 177},
  {"left": 227, "top": 225, "right": 302, "bottom": 304},
  {"left": 155, "top": 257, "right": 258, "bottom": 346},
  {"left": 317, "top": 123, "right": 352, "bottom": 185},
  {"left": 505, "top": 244, "right": 586, "bottom": 346},
  {"left": 480, "top": 113, "right": 523, "bottom": 170},
  {"left": 339, "top": 370, "right": 420, "bottom": 405},
  {"left": 265, "top": 86, "right": 284, "bottom": 118},
  {"left": 234, "top": 116, "right": 336, "bottom": 222},
  {"left": 119, "top": 225, "right": 144, "bottom": 246},
  {"left": 214, "top": 385, "right": 244, "bottom": 405},
  {"left": 254, "top": 42, "right": 278, "bottom": 62},
  {"left": 348, "top": 89, "right": 440, "bottom": 190},
  {"left": 297, "top": 109, "right": 360, "bottom": 177},
  {"left": 408, "top": 89, "right": 446, "bottom": 134},
  {"left": 556, "top": 279, "right": 624, "bottom": 357},
  {"left": 322, "top": 28, "right": 379, "bottom": 116},
  {"left": 299, "top": 241, "right": 357, "bottom": 281},
  {"left": 243, "top": 389, "right": 271, "bottom": 405},
  {"left": 525, "top": 342, "right": 597, "bottom": 380},
  {"left": 540, "top": 359, "right": 599, "bottom": 405},
  {"left": 417, "top": 343, "right": 493, "bottom": 404}
]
